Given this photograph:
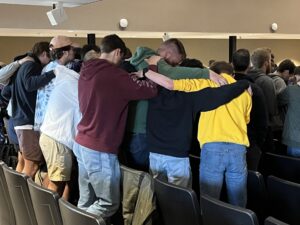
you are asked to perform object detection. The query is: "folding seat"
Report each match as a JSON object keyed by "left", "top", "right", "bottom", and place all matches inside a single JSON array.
[
  {"left": 154, "top": 176, "right": 202, "bottom": 225},
  {"left": 2, "top": 163, "right": 38, "bottom": 225},
  {"left": 27, "top": 178, "right": 63, "bottom": 225},
  {"left": 0, "top": 161, "right": 16, "bottom": 225},
  {"left": 267, "top": 176, "right": 300, "bottom": 225},
  {"left": 59, "top": 198, "right": 106, "bottom": 225},
  {"left": 201, "top": 194, "right": 259, "bottom": 225}
]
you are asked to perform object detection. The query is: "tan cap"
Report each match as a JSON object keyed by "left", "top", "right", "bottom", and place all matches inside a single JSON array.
[{"left": 49, "top": 35, "right": 72, "bottom": 50}]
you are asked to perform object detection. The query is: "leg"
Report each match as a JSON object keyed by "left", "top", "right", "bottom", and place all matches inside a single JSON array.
[
  {"left": 200, "top": 143, "right": 227, "bottom": 199},
  {"left": 22, "top": 159, "right": 39, "bottom": 178},
  {"left": 73, "top": 143, "right": 96, "bottom": 211},
  {"left": 225, "top": 144, "right": 247, "bottom": 207},
  {"left": 149, "top": 152, "right": 165, "bottom": 178},
  {"left": 16, "top": 151, "right": 24, "bottom": 172},
  {"left": 165, "top": 155, "right": 192, "bottom": 188}
]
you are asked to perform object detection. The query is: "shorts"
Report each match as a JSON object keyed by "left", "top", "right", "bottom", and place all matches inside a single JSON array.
[
  {"left": 15, "top": 129, "right": 43, "bottom": 162},
  {"left": 39, "top": 133, "right": 73, "bottom": 182}
]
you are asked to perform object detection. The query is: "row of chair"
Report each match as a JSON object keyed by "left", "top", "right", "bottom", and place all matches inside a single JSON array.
[{"left": 0, "top": 161, "right": 105, "bottom": 225}]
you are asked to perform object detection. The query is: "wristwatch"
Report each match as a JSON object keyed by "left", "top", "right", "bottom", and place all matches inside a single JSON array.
[{"left": 138, "top": 67, "right": 149, "bottom": 80}]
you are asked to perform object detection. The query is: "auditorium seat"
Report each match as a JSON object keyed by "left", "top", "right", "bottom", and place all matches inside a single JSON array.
[{"left": 265, "top": 216, "right": 289, "bottom": 225}]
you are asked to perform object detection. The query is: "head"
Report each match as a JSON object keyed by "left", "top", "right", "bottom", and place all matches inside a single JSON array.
[
  {"left": 157, "top": 38, "right": 186, "bottom": 66},
  {"left": 210, "top": 61, "right": 234, "bottom": 75},
  {"left": 123, "top": 47, "right": 132, "bottom": 60},
  {"left": 208, "top": 59, "right": 216, "bottom": 67},
  {"left": 292, "top": 66, "right": 300, "bottom": 84},
  {"left": 49, "top": 36, "right": 75, "bottom": 65},
  {"left": 81, "top": 44, "right": 101, "bottom": 61},
  {"left": 180, "top": 58, "right": 204, "bottom": 69},
  {"left": 232, "top": 48, "right": 250, "bottom": 73},
  {"left": 100, "top": 34, "right": 126, "bottom": 65},
  {"left": 31, "top": 41, "right": 51, "bottom": 65},
  {"left": 251, "top": 48, "right": 272, "bottom": 74},
  {"left": 277, "top": 59, "right": 296, "bottom": 81}
]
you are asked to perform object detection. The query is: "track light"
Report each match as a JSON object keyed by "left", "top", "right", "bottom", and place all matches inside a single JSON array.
[{"left": 47, "top": 2, "right": 68, "bottom": 26}]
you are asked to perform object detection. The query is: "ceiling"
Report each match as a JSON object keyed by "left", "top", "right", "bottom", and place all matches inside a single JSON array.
[
  {"left": 1, "top": 28, "right": 300, "bottom": 39},
  {"left": 0, "top": 0, "right": 100, "bottom": 7}
]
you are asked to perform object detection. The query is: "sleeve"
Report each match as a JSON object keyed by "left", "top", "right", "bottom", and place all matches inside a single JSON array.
[
  {"left": 1, "top": 83, "right": 12, "bottom": 101},
  {"left": 117, "top": 68, "right": 158, "bottom": 101},
  {"left": 0, "top": 61, "right": 20, "bottom": 85},
  {"left": 274, "top": 77, "right": 287, "bottom": 95},
  {"left": 157, "top": 59, "right": 210, "bottom": 79},
  {"left": 173, "top": 78, "right": 213, "bottom": 92},
  {"left": 22, "top": 63, "right": 55, "bottom": 92},
  {"left": 277, "top": 88, "right": 289, "bottom": 106},
  {"left": 191, "top": 80, "right": 250, "bottom": 112}
]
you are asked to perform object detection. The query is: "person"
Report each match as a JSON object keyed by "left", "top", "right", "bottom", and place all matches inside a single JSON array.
[
  {"left": 123, "top": 39, "right": 226, "bottom": 171},
  {"left": 138, "top": 62, "right": 252, "bottom": 207},
  {"left": 146, "top": 57, "right": 251, "bottom": 188},
  {"left": 73, "top": 34, "right": 157, "bottom": 220},
  {"left": 39, "top": 65, "right": 80, "bottom": 198},
  {"left": 9, "top": 42, "right": 54, "bottom": 177},
  {"left": 232, "top": 49, "right": 268, "bottom": 170},
  {"left": 269, "top": 59, "right": 295, "bottom": 94},
  {"left": 278, "top": 73, "right": 300, "bottom": 157},
  {"left": 34, "top": 35, "right": 75, "bottom": 132},
  {"left": 247, "top": 48, "right": 278, "bottom": 152}
]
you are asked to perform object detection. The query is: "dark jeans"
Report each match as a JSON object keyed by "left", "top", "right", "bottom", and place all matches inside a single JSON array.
[{"left": 121, "top": 133, "right": 149, "bottom": 171}]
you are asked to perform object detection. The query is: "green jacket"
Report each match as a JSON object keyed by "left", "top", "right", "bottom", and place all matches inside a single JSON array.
[{"left": 127, "top": 47, "right": 210, "bottom": 134}]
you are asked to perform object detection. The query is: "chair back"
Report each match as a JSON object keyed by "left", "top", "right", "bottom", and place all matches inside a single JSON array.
[
  {"left": 264, "top": 216, "right": 289, "bottom": 225},
  {"left": 27, "top": 178, "right": 62, "bottom": 225},
  {"left": 2, "top": 164, "right": 37, "bottom": 225},
  {"left": 263, "top": 152, "right": 300, "bottom": 183},
  {"left": 58, "top": 198, "right": 106, "bottom": 225},
  {"left": 201, "top": 194, "right": 259, "bottom": 225},
  {"left": 154, "top": 176, "right": 202, "bottom": 225},
  {"left": 247, "top": 170, "right": 267, "bottom": 223},
  {"left": 0, "top": 161, "right": 16, "bottom": 225},
  {"left": 267, "top": 176, "right": 300, "bottom": 225}
]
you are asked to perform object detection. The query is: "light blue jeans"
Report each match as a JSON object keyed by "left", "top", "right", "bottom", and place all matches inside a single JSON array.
[
  {"left": 287, "top": 146, "right": 300, "bottom": 158},
  {"left": 149, "top": 152, "right": 192, "bottom": 188},
  {"left": 200, "top": 142, "right": 247, "bottom": 207},
  {"left": 73, "top": 143, "right": 120, "bottom": 219}
]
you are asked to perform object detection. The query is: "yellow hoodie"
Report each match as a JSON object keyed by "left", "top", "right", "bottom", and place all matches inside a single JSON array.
[{"left": 173, "top": 73, "right": 252, "bottom": 148}]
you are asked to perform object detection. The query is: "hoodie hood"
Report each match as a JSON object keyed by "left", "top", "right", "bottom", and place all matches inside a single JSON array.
[
  {"left": 80, "top": 58, "right": 112, "bottom": 81},
  {"left": 247, "top": 68, "right": 266, "bottom": 81}
]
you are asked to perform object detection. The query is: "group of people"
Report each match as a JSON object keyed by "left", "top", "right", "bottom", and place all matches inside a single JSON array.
[{"left": 0, "top": 34, "right": 299, "bottom": 222}]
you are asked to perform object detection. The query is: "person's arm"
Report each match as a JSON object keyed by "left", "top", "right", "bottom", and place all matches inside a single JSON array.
[
  {"left": 1, "top": 83, "right": 12, "bottom": 101},
  {"left": 22, "top": 63, "right": 55, "bottom": 92},
  {"left": 191, "top": 80, "right": 250, "bottom": 112},
  {"left": 259, "top": 77, "right": 278, "bottom": 117},
  {"left": 0, "top": 56, "right": 33, "bottom": 85},
  {"left": 277, "top": 87, "right": 289, "bottom": 106}
]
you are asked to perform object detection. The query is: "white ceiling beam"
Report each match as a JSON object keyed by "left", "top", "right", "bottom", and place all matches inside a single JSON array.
[{"left": 0, "top": 0, "right": 100, "bottom": 7}]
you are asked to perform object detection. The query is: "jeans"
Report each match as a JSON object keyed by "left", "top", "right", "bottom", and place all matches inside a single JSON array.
[
  {"left": 200, "top": 142, "right": 247, "bottom": 207},
  {"left": 73, "top": 143, "right": 120, "bottom": 219},
  {"left": 287, "top": 146, "right": 300, "bottom": 158},
  {"left": 122, "top": 133, "right": 149, "bottom": 171},
  {"left": 149, "top": 152, "right": 192, "bottom": 188}
]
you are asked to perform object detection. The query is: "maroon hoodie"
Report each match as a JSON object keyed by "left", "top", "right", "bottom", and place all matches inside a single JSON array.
[{"left": 75, "top": 58, "right": 157, "bottom": 154}]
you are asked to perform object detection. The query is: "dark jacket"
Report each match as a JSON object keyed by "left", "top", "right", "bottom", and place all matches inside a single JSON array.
[
  {"left": 247, "top": 68, "right": 280, "bottom": 129},
  {"left": 234, "top": 73, "right": 268, "bottom": 148},
  {"left": 11, "top": 56, "right": 55, "bottom": 126},
  {"left": 146, "top": 80, "right": 250, "bottom": 157}
]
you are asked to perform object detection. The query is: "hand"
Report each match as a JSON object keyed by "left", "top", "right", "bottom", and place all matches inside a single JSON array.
[
  {"left": 145, "top": 55, "right": 162, "bottom": 65},
  {"left": 209, "top": 70, "right": 227, "bottom": 86},
  {"left": 18, "top": 56, "right": 34, "bottom": 65},
  {"left": 247, "top": 86, "right": 253, "bottom": 96}
]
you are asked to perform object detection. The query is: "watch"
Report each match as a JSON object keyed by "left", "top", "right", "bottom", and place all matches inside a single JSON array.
[{"left": 138, "top": 67, "right": 149, "bottom": 80}]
